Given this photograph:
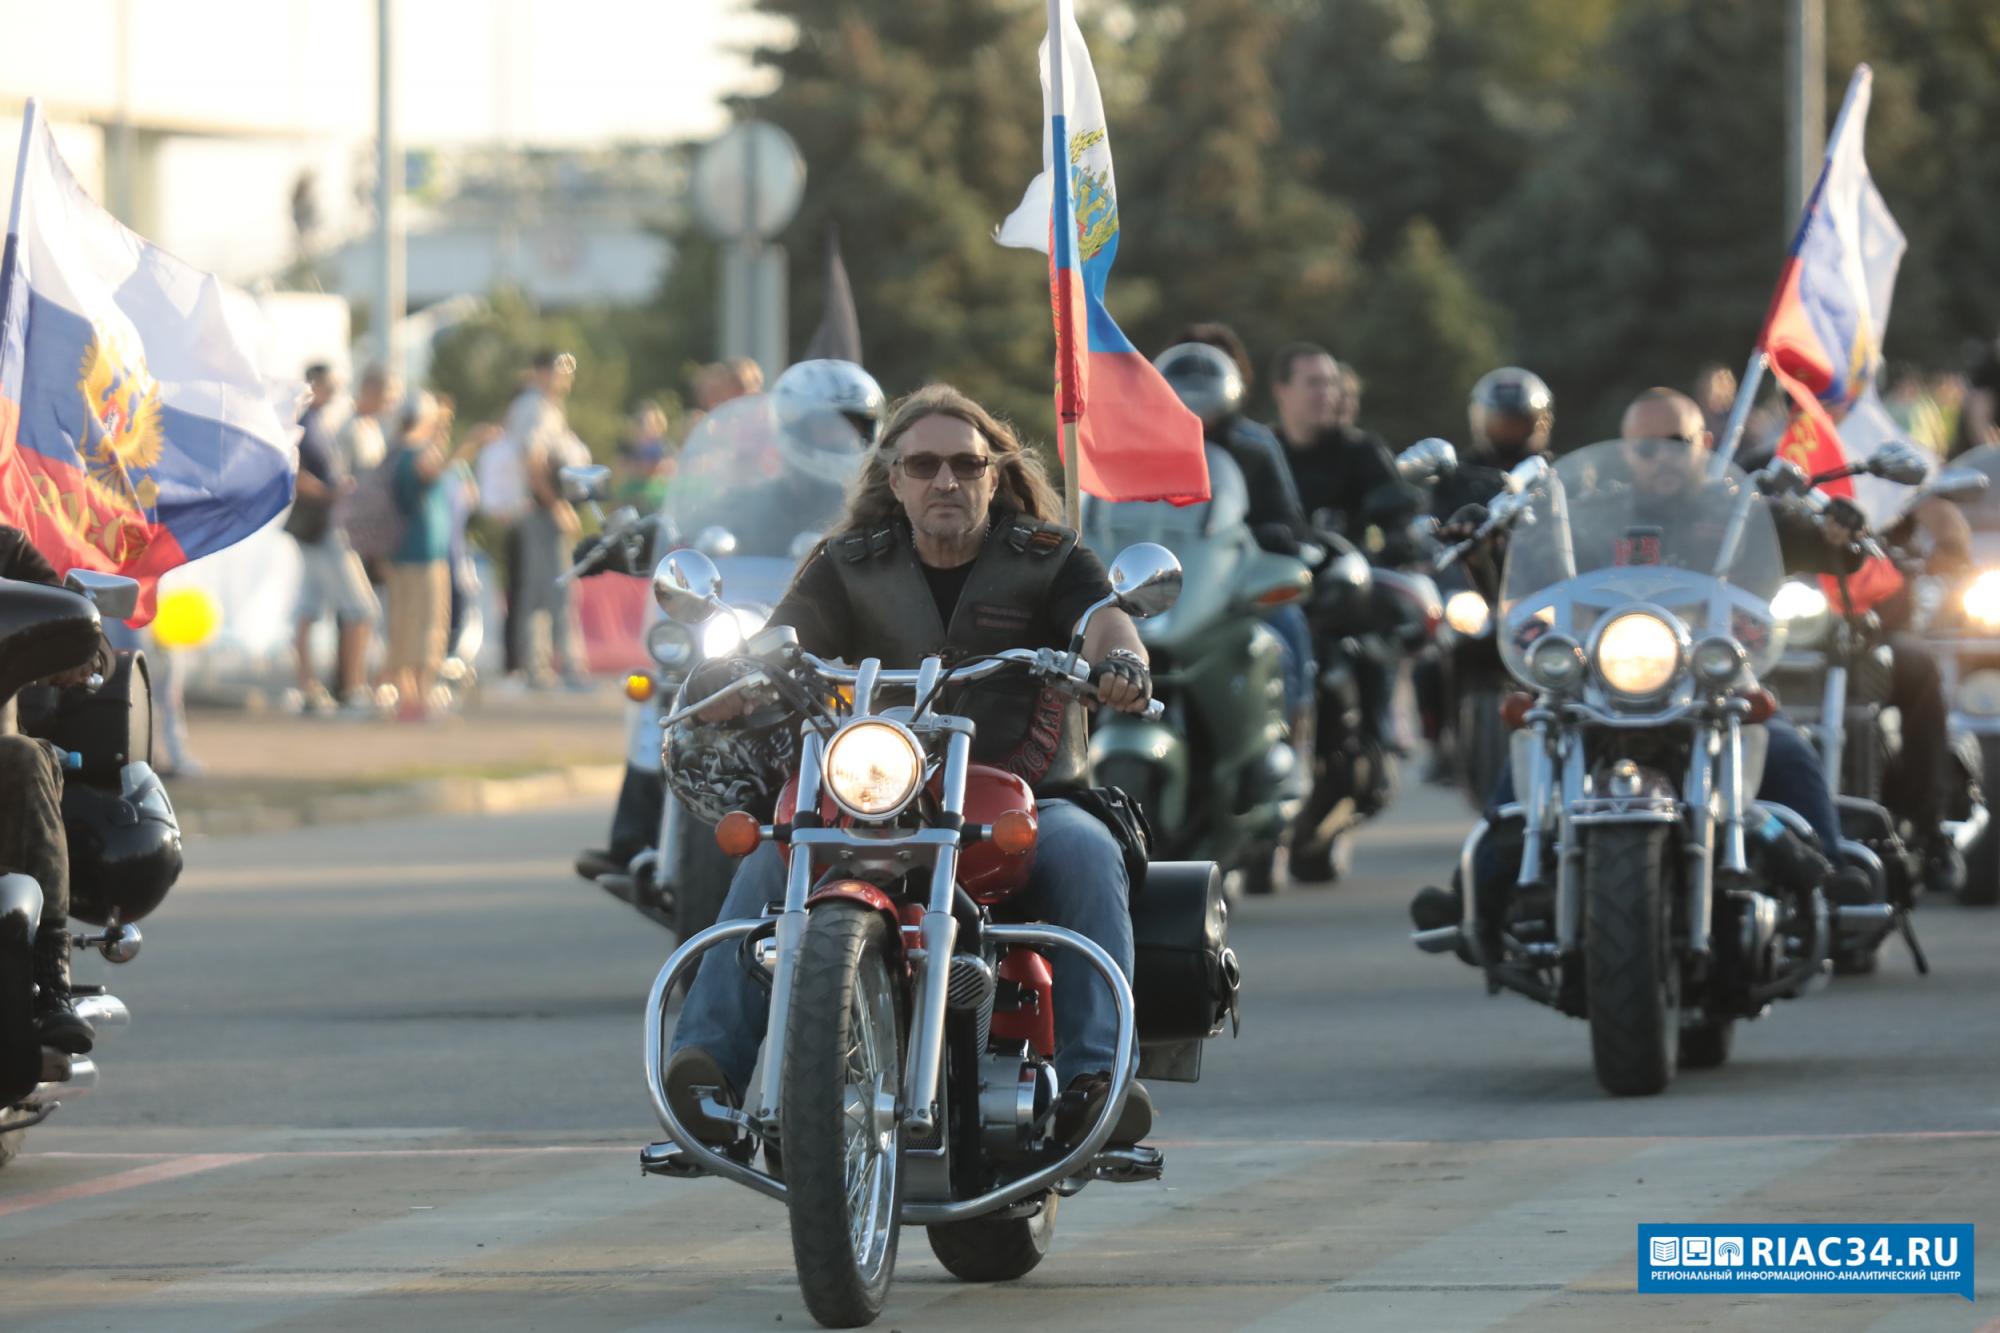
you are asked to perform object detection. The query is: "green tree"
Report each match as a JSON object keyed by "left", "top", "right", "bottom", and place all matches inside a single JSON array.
[{"left": 1339, "top": 219, "right": 1504, "bottom": 446}]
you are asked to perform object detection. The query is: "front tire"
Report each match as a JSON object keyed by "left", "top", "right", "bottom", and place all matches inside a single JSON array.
[
  {"left": 1584, "top": 825, "right": 1680, "bottom": 1096},
  {"left": 1455, "top": 687, "right": 1509, "bottom": 813},
  {"left": 926, "top": 1191, "right": 1059, "bottom": 1281},
  {"left": 1678, "top": 1016, "right": 1734, "bottom": 1069},
  {"left": 781, "top": 905, "right": 905, "bottom": 1328}
]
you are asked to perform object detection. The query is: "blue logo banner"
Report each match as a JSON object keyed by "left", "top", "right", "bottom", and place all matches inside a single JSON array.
[{"left": 1638, "top": 1224, "right": 1975, "bottom": 1301}]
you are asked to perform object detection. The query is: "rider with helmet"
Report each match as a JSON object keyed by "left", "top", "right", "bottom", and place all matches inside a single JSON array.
[
  {"left": 665, "top": 383, "right": 1159, "bottom": 1151},
  {"left": 575, "top": 360, "right": 886, "bottom": 885},
  {"left": 1154, "top": 333, "right": 1317, "bottom": 722}
]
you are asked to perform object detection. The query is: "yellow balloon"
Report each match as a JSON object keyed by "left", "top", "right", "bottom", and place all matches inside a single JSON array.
[{"left": 152, "top": 587, "right": 221, "bottom": 650}]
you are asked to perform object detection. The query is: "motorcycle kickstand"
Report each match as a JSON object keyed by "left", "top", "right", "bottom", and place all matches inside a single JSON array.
[{"left": 1897, "top": 908, "right": 1930, "bottom": 976}]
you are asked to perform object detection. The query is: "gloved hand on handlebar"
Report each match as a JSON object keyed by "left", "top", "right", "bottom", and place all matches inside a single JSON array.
[
  {"left": 1093, "top": 648, "right": 1153, "bottom": 716},
  {"left": 571, "top": 535, "right": 607, "bottom": 572},
  {"left": 1438, "top": 503, "right": 1489, "bottom": 543},
  {"left": 1820, "top": 496, "right": 1868, "bottom": 549}
]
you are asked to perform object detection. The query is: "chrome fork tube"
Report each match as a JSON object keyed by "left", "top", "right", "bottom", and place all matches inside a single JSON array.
[
  {"left": 754, "top": 728, "right": 827, "bottom": 1123},
  {"left": 903, "top": 730, "right": 972, "bottom": 1136},
  {"left": 1556, "top": 737, "right": 1585, "bottom": 950},
  {"left": 1718, "top": 714, "right": 1748, "bottom": 878},
  {"left": 1517, "top": 720, "right": 1554, "bottom": 890},
  {"left": 1821, "top": 665, "right": 1847, "bottom": 800},
  {"left": 1683, "top": 724, "right": 1717, "bottom": 958}
]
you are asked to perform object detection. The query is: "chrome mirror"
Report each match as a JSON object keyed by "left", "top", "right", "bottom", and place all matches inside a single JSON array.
[
  {"left": 1107, "top": 542, "right": 1183, "bottom": 619},
  {"left": 1929, "top": 467, "right": 1990, "bottom": 502},
  {"left": 559, "top": 464, "right": 613, "bottom": 504},
  {"left": 63, "top": 570, "right": 140, "bottom": 622},
  {"left": 1757, "top": 458, "right": 1810, "bottom": 495},
  {"left": 1395, "top": 437, "right": 1458, "bottom": 484},
  {"left": 1866, "top": 441, "right": 1930, "bottom": 486},
  {"left": 652, "top": 550, "right": 724, "bottom": 624}
]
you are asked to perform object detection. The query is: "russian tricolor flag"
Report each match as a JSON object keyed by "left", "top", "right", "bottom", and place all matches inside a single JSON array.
[
  {"left": 999, "top": 0, "right": 1208, "bottom": 506},
  {"left": 0, "top": 101, "right": 295, "bottom": 623},
  {"left": 1756, "top": 65, "right": 1908, "bottom": 608}
]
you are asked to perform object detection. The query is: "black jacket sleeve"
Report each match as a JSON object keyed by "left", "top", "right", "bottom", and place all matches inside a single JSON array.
[
  {"left": 1222, "top": 422, "right": 1311, "bottom": 554},
  {"left": 767, "top": 553, "right": 853, "bottom": 660},
  {"left": 0, "top": 526, "right": 60, "bottom": 586}
]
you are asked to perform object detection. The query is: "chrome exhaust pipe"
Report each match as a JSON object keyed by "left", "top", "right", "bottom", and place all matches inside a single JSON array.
[
  {"left": 74, "top": 994, "right": 130, "bottom": 1035},
  {"left": 1945, "top": 804, "right": 1990, "bottom": 853},
  {"left": 31, "top": 1054, "right": 97, "bottom": 1104}
]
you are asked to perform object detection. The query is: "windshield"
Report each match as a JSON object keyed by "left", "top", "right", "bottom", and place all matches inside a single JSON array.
[
  {"left": 663, "top": 393, "right": 862, "bottom": 560},
  {"left": 1951, "top": 445, "right": 2000, "bottom": 532},
  {"left": 1080, "top": 441, "right": 1247, "bottom": 554},
  {"left": 1499, "top": 439, "right": 1785, "bottom": 681}
]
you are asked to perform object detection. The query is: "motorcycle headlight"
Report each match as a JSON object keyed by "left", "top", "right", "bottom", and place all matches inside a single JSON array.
[
  {"left": 1526, "top": 633, "right": 1586, "bottom": 691},
  {"left": 1593, "top": 611, "right": 1683, "bottom": 699},
  {"left": 823, "top": 719, "right": 925, "bottom": 819},
  {"left": 696, "top": 606, "right": 770, "bottom": 660},
  {"left": 1444, "top": 590, "right": 1490, "bottom": 638},
  {"left": 1691, "top": 635, "right": 1747, "bottom": 687},
  {"left": 646, "top": 621, "right": 693, "bottom": 669},
  {"left": 1964, "top": 570, "right": 2000, "bottom": 629},
  {"left": 1771, "top": 579, "right": 1829, "bottom": 648}
]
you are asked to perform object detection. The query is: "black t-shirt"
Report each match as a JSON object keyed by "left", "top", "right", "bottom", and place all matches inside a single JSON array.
[
  {"left": 1278, "top": 423, "right": 1415, "bottom": 542},
  {"left": 771, "top": 534, "right": 1112, "bottom": 662}
]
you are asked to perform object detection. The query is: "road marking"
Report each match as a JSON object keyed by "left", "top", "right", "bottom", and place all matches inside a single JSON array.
[{"left": 0, "top": 1153, "right": 262, "bottom": 1218}]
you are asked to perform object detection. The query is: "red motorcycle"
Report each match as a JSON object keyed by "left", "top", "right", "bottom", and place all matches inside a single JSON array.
[{"left": 640, "top": 543, "right": 1239, "bottom": 1328}]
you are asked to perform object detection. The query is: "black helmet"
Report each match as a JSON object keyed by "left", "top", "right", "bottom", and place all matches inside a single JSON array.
[
  {"left": 63, "top": 762, "right": 183, "bottom": 926},
  {"left": 1154, "top": 342, "right": 1244, "bottom": 429},
  {"left": 1470, "top": 367, "right": 1553, "bottom": 419},
  {"left": 662, "top": 664, "right": 800, "bottom": 824}
]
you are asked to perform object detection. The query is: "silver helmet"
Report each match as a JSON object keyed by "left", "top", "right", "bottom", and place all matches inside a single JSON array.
[
  {"left": 773, "top": 358, "right": 886, "bottom": 486},
  {"left": 1153, "top": 342, "right": 1244, "bottom": 428}
]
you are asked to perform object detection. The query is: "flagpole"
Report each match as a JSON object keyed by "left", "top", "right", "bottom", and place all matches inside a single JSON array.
[
  {"left": 0, "top": 100, "right": 38, "bottom": 388},
  {"left": 1046, "top": 0, "right": 1082, "bottom": 530},
  {"left": 1710, "top": 66, "right": 1873, "bottom": 477}
]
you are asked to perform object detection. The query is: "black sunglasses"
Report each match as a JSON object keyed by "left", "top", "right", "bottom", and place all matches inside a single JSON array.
[
  {"left": 897, "top": 451, "right": 992, "bottom": 480},
  {"left": 1629, "top": 434, "right": 1698, "bottom": 460}
]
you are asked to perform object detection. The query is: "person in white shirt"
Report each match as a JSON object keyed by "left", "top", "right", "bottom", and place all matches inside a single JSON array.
[{"left": 504, "top": 349, "right": 588, "bottom": 688}]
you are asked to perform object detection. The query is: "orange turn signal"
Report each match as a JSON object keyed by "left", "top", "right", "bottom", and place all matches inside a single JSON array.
[
  {"left": 1500, "top": 691, "right": 1535, "bottom": 730},
  {"left": 625, "top": 673, "right": 656, "bottom": 702},
  {"left": 715, "top": 810, "right": 763, "bottom": 857},
  {"left": 1254, "top": 584, "right": 1305, "bottom": 607},
  {"left": 991, "top": 809, "right": 1038, "bottom": 856},
  {"left": 1744, "top": 687, "right": 1778, "bottom": 724}
]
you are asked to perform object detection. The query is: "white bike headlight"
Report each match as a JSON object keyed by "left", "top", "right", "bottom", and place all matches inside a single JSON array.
[
  {"left": 1771, "top": 579, "right": 1830, "bottom": 648},
  {"left": 1526, "top": 633, "right": 1585, "bottom": 690},
  {"left": 823, "top": 720, "right": 925, "bottom": 819},
  {"left": 1593, "top": 611, "right": 1682, "bottom": 698},
  {"left": 1691, "top": 635, "right": 1747, "bottom": 687},
  {"left": 1444, "top": 590, "right": 1490, "bottom": 638},
  {"left": 1964, "top": 570, "right": 2000, "bottom": 629}
]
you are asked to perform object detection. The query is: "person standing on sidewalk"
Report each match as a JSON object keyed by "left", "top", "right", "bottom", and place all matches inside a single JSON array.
[
  {"left": 386, "top": 394, "right": 492, "bottom": 721},
  {"left": 287, "top": 364, "right": 380, "bottom": 714},
  {"left": 507, "top": 350, "right": 590, "bottom": 690}
]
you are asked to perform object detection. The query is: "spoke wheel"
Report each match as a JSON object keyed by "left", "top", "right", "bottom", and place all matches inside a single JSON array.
[{"left": 782, "top": 904, "right": 905, "bottom": 1328}]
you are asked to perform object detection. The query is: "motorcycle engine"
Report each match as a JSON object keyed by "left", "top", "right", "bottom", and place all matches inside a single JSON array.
[{"left": 978, "top": 1049, "right": 1057, "bottom": 1155}]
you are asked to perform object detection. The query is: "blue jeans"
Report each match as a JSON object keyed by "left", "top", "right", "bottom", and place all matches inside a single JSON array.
[
  {"left": 1269, "top": 605, "right": 1315, "bottom": 717},
  {"left": 1474, "top": 714, "right": 1842, "bottom": 890},
  {"left": 671, "top": 799, "right": 1135, "bottom": 1089}
]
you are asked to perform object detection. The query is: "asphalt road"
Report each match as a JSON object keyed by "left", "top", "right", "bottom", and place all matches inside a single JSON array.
[{"left": 3, "top": 785, "right": 1996, "bottom": 1331}]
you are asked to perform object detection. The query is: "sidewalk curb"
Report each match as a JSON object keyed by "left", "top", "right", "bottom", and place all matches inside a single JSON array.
[{"left": 176, "top": 764, "right": 625, "bottom": 838}]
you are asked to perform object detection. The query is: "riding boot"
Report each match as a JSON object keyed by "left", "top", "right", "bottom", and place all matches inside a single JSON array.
[{"left": 34, "top": 930, "right": 93, "bottom": 1056}]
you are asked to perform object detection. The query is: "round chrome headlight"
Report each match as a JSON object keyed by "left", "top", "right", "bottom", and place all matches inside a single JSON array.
[
  {"left": 1964, "top": 570, "right": 2000, "bottom": 630},
  {"left": 1526, "top": 633, "right": 1586, "bottom": 690},
  {"left": 1593, "top": 611, "right": 1682, "bottom": 699},
  {"left": 1771, "top": 579, "right": 1830, "bottom": 648},
  {"left": 646, "top": 620, "right": 693, "bottom": 669},
  {"left": 1691, "top": 635, "right": 1747, "bottom": 687},
  {"left": 823, "top": 720, "right": 925, "bottom": 820},
  {"left": 1444, "top": 590, "right": 1491, "bottom": 638}
]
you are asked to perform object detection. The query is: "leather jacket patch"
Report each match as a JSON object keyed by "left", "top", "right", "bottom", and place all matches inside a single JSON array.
[
  {"left": 1002, "top": 687, "right": 1070, "bottom": 785},
  {"left": 970, "top": 601, "right": 1033, "bottom": 634}
]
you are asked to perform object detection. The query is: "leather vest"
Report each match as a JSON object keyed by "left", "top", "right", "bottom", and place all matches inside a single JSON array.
[{"left": 827, "top": 512, "right": 1091, "bottom": 793}]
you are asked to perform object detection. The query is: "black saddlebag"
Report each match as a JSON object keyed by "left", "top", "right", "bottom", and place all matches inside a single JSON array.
[
  {"left": 1131, "top": 860, "right": 1240, "bottom": 1081},
  {"left": 17, "top": 650, "right": 152, "bottom": 786}
]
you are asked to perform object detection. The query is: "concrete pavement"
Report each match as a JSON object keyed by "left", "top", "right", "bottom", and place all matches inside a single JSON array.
[{"left": 2, "top": 786, "right": 1995, "bottom": 1330}]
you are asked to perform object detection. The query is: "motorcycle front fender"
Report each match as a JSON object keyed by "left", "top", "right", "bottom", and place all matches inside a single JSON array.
[
  {"left": 1090, "top": 718, "right": 1190, "bottom": 833},
  {"left": 0, "top": 872, "right": 41, "bottom": 939},
  {"left": 626, "top": 694, "right": 667, "bottom": 773}
]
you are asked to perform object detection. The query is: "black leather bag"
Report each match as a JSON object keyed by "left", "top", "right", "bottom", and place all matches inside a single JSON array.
[
  {"left": 1131, "top": 860, "right": 1240, "bottom": 1047},
  {"left": 1060, "top": 784, "right": 1153, "bottom": 895}
]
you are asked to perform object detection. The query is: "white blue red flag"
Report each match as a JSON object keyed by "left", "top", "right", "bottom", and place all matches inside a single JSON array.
[
  {"left": 0, "top": 101, "right": 295, "bottom": 622},
  {"left": 1757, "top": 65, "right": 1909, "bottom": 607},
  {"left": 998, "top": 0, "right": 1207, "bottom": 505}
]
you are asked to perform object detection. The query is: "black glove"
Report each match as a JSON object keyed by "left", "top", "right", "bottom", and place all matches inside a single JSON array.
[
  {"left": 1093, "top": 649, "right": 1153, "bottom": 707},
  {"left": 570, "top": 535, "right": 608, "bottom": 575},
  {"left": 1253, "top": 522, "right": 1302, "bottom": 556},
  {"left": 1823, "top": 496, "right": 1867, "bottom": 540},
  {"left": 1439, "top": 503, "right": 1489, "bottom": 542}
]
